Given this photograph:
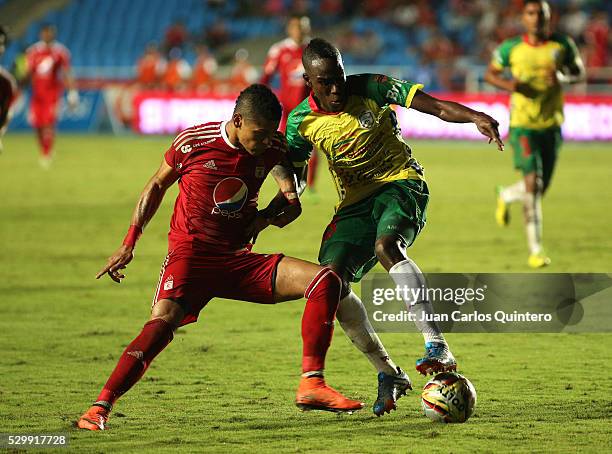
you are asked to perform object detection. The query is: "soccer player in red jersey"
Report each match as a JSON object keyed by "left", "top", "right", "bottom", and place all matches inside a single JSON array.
[
  {"left": 261, "top": 15, "right": 320, "bottom": 193},
  {"left": 77, "top": 84, "right": 363, "bottom": 431},
  {"left": 24, "top": 24, "right": 78, "bottom": 167},
  {"left": 0, "top": 26, "right": 17, "bottom": 152}
]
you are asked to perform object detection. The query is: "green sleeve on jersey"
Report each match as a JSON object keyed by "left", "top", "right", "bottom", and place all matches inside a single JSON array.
[
  {"left": 552, "top": 33, "right": 580, "bottom": 67},
  {"left": 285, "top": 98, "right": 313, "bottom": 166},
  {"left": 347, "top": 74, "right": 424, "bottom": 109},
  {"left": 491, "top": 36, "right": 521, "bottom": 69}
]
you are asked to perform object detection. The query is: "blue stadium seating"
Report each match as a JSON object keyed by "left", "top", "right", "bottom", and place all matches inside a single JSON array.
[{"left": 1, "top": 0, "right": 283, "bottom": 77}]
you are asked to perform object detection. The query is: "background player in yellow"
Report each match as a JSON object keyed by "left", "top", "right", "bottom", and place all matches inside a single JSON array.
[
  {"left": 484, "top": 0, "right": 585, "bottom": 268},
  {"left": 286, "top": 38, "right": 503, "bottom": 416}
]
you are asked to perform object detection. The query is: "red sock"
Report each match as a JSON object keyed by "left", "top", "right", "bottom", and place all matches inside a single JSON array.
[
  {"left": 37, "top": 128, "right": 54, "bottom": 157},
  {"left": 36, "top": 128, "right": 45, "bottom": 156},
  {"left": 42, "top": 128, "right": 54, "bottom": 156},
  {"left": 301, "top": 268, "right": 342, "bottom": 374},
  {"left": 95, "top": 318, "right": 174, "bottom": 408}
]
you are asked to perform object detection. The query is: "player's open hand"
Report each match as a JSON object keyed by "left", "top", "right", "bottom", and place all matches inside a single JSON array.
[
  {"left": 473, "top": 113, "right": 504, "bottom": 152},
  {"left": 96, "top": 245, "right": 135, "bottom": 283}
]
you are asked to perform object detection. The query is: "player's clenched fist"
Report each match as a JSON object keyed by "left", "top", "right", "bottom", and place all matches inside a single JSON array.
[{"left": 96, "top": 245, "right": 134, "bottom": 283}]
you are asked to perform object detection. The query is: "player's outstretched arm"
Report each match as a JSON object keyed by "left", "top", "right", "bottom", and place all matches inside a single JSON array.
[
  {"left": 410, "top": 90, "right": 504, "bottom": 151},
  {"left": 96, "top": 159, "right": 179, "bottom": 283}
]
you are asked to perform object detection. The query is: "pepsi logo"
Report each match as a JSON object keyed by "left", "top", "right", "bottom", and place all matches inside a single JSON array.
[{"left": 212, "top": 177, "right": 248, "bottom": 214}]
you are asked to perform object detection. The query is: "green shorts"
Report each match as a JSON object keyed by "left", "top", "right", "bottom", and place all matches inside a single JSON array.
[
  {"left": 318, "top": 179, "right": 429, "bottom": 282},
  {"left": 509, "top": 126, "right": 562, "bottom": 190}
]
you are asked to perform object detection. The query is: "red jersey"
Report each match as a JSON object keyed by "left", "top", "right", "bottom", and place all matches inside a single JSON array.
[
  {"left": 164, "top": 121, "right": 285, "bottom": 252},
  {"left": 25, "top": 41, "right": 71, "bottom": 102},
  {"left": 261, "top": 38, "right": 309, "bottom": 113}
]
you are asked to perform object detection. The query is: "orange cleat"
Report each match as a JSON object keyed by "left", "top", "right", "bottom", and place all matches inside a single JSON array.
[
  {"left": 77, "top": 405, "right": 109, "bottom": 431},
  {"left": 295, "top": 376, "right": 364, "bottom": 414}
]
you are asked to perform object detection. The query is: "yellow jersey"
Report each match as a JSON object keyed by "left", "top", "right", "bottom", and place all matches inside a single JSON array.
[
  {"left": 286, "top": 74, "right": 424, "bottom": 211},
  {"left": 491, "top": 33, "right": 580, "bottom": 129}
]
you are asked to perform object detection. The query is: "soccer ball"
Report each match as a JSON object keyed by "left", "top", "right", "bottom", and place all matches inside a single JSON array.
[{"left": 421, "top": 372, "right": 477, "bottom": 423}]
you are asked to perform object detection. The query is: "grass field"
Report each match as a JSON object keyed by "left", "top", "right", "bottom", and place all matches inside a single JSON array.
[{"left": 1, "top": 133, "right": 611, "bottom": 453}]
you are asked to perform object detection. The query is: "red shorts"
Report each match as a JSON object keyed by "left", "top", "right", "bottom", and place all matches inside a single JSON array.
[
  {"left": 153, "top": 242, "right": 284, "bottom": 326},
  {"left": 29, "top": 97, "right": 59, "bottom": 128}
]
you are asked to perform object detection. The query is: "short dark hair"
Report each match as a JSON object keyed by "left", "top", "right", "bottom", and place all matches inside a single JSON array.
[
  {"left": 302, "top": 38, "right": 340, "bottom": 70},
  {"left": 0, "top": 25, "right": 7, "bottom": 42},
  {"left": 234, "top": 84, "right": 282, "bottom": 123},
  {"left": 288, "top": 13, "right": 308, "bottom": 22},
  {"left": 524, "top": 0, "right": 547, "bottom": 7}
]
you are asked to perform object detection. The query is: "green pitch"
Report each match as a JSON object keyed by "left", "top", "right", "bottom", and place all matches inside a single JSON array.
[{"left": 0, "top": 134, "right": 610, "bottom": 453}]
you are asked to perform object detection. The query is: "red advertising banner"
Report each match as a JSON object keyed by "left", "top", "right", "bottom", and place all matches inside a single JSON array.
[{"left": 133, "top": 92, "right": 612, "bottom": 141}]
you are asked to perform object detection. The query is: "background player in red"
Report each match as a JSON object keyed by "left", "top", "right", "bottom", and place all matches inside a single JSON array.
[
  {"left": 261, "top": 15, "right": 319, "bottom": 194},
  {"left": 24, "top": 24, "right": 78, "bottom": 167},
  {"left": 77, "top": 84, "right": 363, "bottom": 431},
  {"left": 0, "top": 25, "right": 17, "bottom": 153}
]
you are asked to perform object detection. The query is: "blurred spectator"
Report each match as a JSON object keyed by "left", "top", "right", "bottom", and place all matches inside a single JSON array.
[
  {"left": 352, "top": 30, "right": 383, "bottom": 65},
  {"left": 191, "top": 45, "right": 218, "bottom": 92},
  {"left": 136, "top": 43, "right": 165, "bottom": 89},
  {"left": 560, "top": 0, "right": 589, "bottom": 38},
  {"left": 162, "top": 48, "right": 191, "bottom": 92},
  {"left": 228, "top": 48, "right": 258, "bottom": 93},
  {"left": 363, "top": 0, "right": 389, "bottom": 17},
  {"left": 163, "top": 20, "right": 188, "bottom": 55},
  {"left": 291, "top": 0, "right": 311, "bottom": 16},
  {"left": 420, "top": 27, "right": 458, "bottom": 90},
  {"left": 205, "top": 20, "right": 230, "bottom": 50},
  {"left": 390, "top": 2, "right": 419, "bottom": 28},
  {"left": 415, "top": 0, "right": 437, "bottom": 27},
  {"left": 336, "top": 29, "right": 360, "bottom": 56},
  {"left": 264, "top": 0, "right": 286, "bottom": 16},
  {"left": 584, "top": 10, "right": 609, "bottom": 68},
  {"left": 321, "top": 0, "right": 342, "bottom": 18}
]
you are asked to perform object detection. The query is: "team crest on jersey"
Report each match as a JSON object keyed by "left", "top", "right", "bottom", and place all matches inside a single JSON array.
[
  {"left": 212, "top": 177, "right": 248, "bottom": 218},
  {"left": 358, "top": 110, "right": 375, "bottom": 129},
  {"left": 181, "top": 144, "right": 192, "bottom": 154},
  {"left": 163, "top": 274, "right": 174, "bottom": 290}
]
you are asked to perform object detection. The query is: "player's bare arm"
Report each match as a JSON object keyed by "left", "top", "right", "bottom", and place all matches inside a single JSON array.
[
  {"left": 249, "top": 156, "right": 302, "bottom": 243},
  {"left": 96, "top": 159, "right": 179, "bottom": 283},
  {"left": 483, "top": 64, "right": 540, "bottom": 98},
  {"left": 266, "top": 156, "right": 302, "bottom": 227},
  {"left": 410, "top": 90, "right": 504, "bottom": 151}
]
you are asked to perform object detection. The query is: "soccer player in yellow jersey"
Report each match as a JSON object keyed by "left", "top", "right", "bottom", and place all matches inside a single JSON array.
[
  {"left": 485, "top": 0, "right": 585, "bottom": 268},
  {"left": 286, "top": 38, "right": 503, "bottom": 416}
]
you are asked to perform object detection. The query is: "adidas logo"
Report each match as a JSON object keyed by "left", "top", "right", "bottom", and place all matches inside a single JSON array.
[{"left": 203, "top": 160, "right": 217, "bottom": 170}]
